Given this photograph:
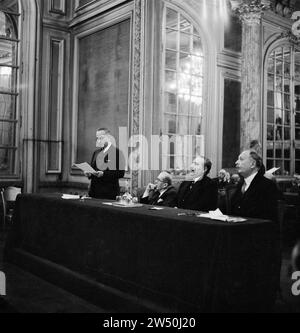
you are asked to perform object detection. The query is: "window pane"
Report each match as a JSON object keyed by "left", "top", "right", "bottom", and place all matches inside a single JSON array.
[
  {"left": 284, "top": 127, "right": 290, "bottom": 140},
  {"left": 296, "top": 149, "right": 300, "bottom": 159},
  {"left": 165, "top": 71, "right": 177, "bottom": 93},
  {"left": 295, "top": 161, "right": 300, "bottom": 174},
  {"left": 267, "top": 125, "right": 274, "bottom": 140},
  {"left": 0, "top": 12, "right": 17, "bottom": 39},
  {"left": 284, "top": 94, "right": 290, "bottom": 110},
  {"left": 267, "top": 142, "right": 273, "bottom": 158},
  {"left": 267, "top": 108, "right": 274, "bottom": 123},
  {"left": 179, "top": 52, "right": 191, "bottom": 74},
  {"left": 165, "top": 50, "right": 177, "bottom": 70},
  {"left": 285, "top": 111, "right": 291, "bottom": 126},
  {"left": 164, "top": 114, "right": 176, "bottom": 134},
  {"left": 190, "top": 117, "right": 202, "bottom": 135},
  {"left": 164, "top": 92, "right": 177, "bottom": 114},
  {"left": 178, "top": 115, "right": 188, "bottom": 135},
  {"left": 0, "top": 121, "right": 15, "bottom": 146},
  {"left": 0, "top": 66, "right": 15, "bottom": 92},
  {"left": 0, "top": 148, "right": 15, "bottom": 175},
  {"left": 296, "top": 128, "right": 300, "bottom": 140},
  {"left": 193, "top": 36, "right": 202, "bottom": 56},
  {"left": 267, "top": 74, "right": 274, "bottom": 91},
  {"left": 190, "top": 56, "right": 203, "bottom": 75},
  {"left": 284, "top": 161, "right": 290, "bottom": 175},
  {"left": 166, "top": 29, "right": 178, "bottom": 50},
  {"left": 267, "top": 91, "right": 274, "bottom": 106},
  {"left": 295, "top": 112, "right": 300, "bottom": 126},
  {"left": 166, "top": 8, "right": 178, "bottom": 28},
  {"left": 180, "top": 32, "right": 190, "bottom": 53},
  {"left": 0, "top": 41, "right": 17, "bottom": 66},
  {"left": 0, "top": 94, "right": 16, "bottom": 119},
  {"left": 191, "top": 76, "right": 202, "bottom": 96},
  {"left": 178, "top": 96, "right": 190, "bottom": 116},
  {"left": 180, "top": 15, "right": 192, "bottom": 33}
]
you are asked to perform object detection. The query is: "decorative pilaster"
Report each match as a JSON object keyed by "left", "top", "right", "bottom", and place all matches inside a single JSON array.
[
  {"left": 231, "top": 0, "right": 271, "bottom": 150},
  {"left": 131, "top": 0, "right": 144, "bottom": 193}
]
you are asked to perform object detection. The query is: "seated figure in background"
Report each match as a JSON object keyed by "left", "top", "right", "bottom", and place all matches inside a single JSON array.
[
  {"left": 140, "top": 171, "right": 177, "bottom": 207},
  {"left": 176, "top": 156, "right": 218, "bottom": 212},
  {"left": 214, "top": 169, "right": 230, "bottom": 213},
  {"left": 229, "top": 150, "right": 279, "bottom": 222}
]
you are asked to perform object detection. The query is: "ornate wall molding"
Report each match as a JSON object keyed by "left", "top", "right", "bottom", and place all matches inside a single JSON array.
[
  {"left": 131, "top": 0, "right": 144, "bottom": 193},
  {"left": 231, "top": 0, "right": 271, "bottom": 24}
]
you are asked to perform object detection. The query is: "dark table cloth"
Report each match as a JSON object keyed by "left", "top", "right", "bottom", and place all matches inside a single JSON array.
[{"left": 5, "top": 193, "right": 280, "bottom": 312}]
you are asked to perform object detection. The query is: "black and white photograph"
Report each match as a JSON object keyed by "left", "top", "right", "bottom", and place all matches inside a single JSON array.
[{"left": 0, "top": 0, "right": 300, "bottom": 317}]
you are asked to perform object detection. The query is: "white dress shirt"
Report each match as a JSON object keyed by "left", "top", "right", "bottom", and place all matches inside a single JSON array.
[{"left": 243, "top": 171, "right": 258, "bottom": 192}]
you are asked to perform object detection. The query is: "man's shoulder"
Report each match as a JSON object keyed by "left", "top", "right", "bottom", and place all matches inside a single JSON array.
[{"left": 254, "top": 173, "right": 278, "bottom": 192}]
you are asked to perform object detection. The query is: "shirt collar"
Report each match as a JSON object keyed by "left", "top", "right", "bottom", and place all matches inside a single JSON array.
[
  {"left": 193, "top": 175, "right": 204, "bottom": 183},
  {"left": 103, "top": 142, "right": 112, "bottom": 154},
  {"left": 244, "top": 171, "right": 258, "bottom": 188}
]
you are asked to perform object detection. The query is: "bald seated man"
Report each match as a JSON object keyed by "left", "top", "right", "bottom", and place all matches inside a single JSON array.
[
  {"left": 140, "top": 171, "right": 177, "bottom": 207},
  {"left": 176, "top": 156, "right": 218, "bottom": 211},
  {"left": 229, "top": 150, "right": 280, "bottom": 222}
]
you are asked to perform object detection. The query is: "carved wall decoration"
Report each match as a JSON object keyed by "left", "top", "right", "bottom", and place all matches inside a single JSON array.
[{"left": 131, "top": 0, "right": 144, "bottom": 193}]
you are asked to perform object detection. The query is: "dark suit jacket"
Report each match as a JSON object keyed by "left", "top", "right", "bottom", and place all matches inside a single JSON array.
[
  {"left": 229, "top": 173, "right": 279, "bottom": 222},
  {"left": 140, "top": 186, "right": 177, "bottom": 207},
  {"left": 177, "top": 176, "right": 218, "bottom": 211},
  {"left": 88, "top": 145, "right": 125, "bottom": 200}
]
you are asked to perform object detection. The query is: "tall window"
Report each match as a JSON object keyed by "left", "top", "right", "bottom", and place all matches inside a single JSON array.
[
  {"left": 266, "top": 44, "right": 300, "bottom": 176},
  {"left": 0, "top": 3, "right": 19, "bottom": 177},
  {"left": 163, "top": 6, "right": 204, "bottom": 174}
]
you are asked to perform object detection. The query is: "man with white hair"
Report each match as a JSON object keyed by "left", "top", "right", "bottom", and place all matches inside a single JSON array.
[
  {"left": 229, "top": 150, "right": 279, "bottom": 221},
  {"left": 141, "top": 171, "right": 177, "bottom": 207}
]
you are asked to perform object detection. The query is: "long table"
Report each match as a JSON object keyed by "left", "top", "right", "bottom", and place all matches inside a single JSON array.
[{"left": 4, "top": 194, "right": 281, "bottom": 312}]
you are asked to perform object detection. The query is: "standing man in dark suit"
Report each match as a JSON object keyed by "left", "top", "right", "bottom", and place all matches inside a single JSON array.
[
  {"left": 140, "top": 171, "right": 177, "bottom": 207},
  {"left": 229, "top": 150, "right": 279, "bottom": 222},
  {"left": 85, "top": 128, "right": 125, "bottom": 200},
  {"left": 176, "top": 156, "right": 218, "bottom": 211}
]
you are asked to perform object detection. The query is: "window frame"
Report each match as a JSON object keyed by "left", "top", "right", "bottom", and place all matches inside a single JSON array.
[
  {"left": 263, "top": 40, "right": 300, "bottom": 176},
  {"left": 161, "top": 3, "right": 206, "bottom": 175},
  {"left": 0, "top": 6, "right": 20, "bottom": 179}
]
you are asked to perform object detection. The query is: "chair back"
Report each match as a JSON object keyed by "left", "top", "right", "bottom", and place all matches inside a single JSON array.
[
  {"left": 4, "top": 186, "right": 21, "bottom": 202},
  {"left": 1, "top": 188, "right": 6, "bottom": 225}
]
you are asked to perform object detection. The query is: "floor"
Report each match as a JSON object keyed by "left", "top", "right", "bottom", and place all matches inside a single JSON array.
[{"left": 0, "top": 221, "right": 300, "bottom": 313}]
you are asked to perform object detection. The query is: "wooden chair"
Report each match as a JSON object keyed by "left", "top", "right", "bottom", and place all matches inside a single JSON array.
[{"left": 0, "top": 188, "right": 14, "bottom": 231}]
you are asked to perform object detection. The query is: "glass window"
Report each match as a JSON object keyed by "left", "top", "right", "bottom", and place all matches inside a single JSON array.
[
  {"left": 265, "top": 44, "right": 300, "bottom": 176},
  {"left": 163, "top": 6, "right": 204, "bottom": 173},
  {"left": 0, "top": 3, "right": 19, "bottom": 177}
]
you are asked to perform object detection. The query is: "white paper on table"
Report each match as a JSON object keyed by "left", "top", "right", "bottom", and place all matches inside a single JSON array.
[
  {"left": 266, "top": 167, "right": 280, "bottom": 175},
  {"left": 74, "top": 162, "right": 96, "bottom": 174},
  {"left": 62, "top": 194, "right": 81, "bottom": 200},
  {"left": 199, "top": 209, "right": 246, "bottom": 223}
]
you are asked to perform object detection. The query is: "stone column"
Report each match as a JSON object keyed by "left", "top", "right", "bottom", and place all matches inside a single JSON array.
[{"left": 231, "top": 0, "right": 270, "bottom": 150}]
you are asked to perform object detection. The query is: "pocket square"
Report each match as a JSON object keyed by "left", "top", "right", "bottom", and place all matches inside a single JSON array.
[{"left": 157, "top": 198, "right": 164, "bottom": 203}]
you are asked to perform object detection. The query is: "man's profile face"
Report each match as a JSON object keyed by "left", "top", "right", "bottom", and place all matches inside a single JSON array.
[
  {"left": 155, "top": 172, "right": 167, "bottom": 191},
  {"left": 235, "top": 151, "right": 255, "bottom": 178},
  {"left": 190, "top": 157, "right": 205, "bottom": 179},
  {"left": 96, "top": 130, "right": 109, "bottom": 148}
]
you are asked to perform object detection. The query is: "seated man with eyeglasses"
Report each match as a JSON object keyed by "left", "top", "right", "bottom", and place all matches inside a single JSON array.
[{"left": 140, "top": 171, "right": 177, "bottom": 207}]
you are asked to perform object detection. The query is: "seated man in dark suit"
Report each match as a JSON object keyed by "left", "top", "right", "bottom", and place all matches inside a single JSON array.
[
  {"left": 229, "top": 150, "right": 279, "bottom": 222},
  {"left": 140, "top": 171, "right": 177, "bottom": 207},
  {"left": 85, "top": 128, "right": 125, "bottom": 200},
  {"left": 176, "top": 156, "right": 218, "bottom": 211}
]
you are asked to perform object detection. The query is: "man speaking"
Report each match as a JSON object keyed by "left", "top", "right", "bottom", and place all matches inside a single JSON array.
[{"left": 85, "top": 128, "right": 125, "bottom": 200}]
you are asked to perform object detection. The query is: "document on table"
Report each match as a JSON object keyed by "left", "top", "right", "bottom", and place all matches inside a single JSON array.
[
  {"left": 62, "top": 194, "right": 81, "bottom": 200},
  {"left": 266, "top": 167, "right": 280, "bottom": 175},
  {"left": 74, "top": 162, "right": 96, "bottom": 174},
  {"left": 199, "top": 209, "right": 246, "bottom": 223}
]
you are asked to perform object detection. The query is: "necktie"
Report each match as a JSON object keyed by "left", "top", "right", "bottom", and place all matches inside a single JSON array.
[{"left": 241, "top": 181, "right": 247, "bottom": 194}]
